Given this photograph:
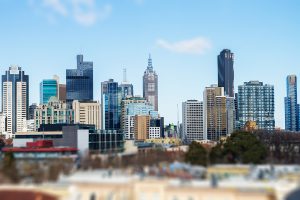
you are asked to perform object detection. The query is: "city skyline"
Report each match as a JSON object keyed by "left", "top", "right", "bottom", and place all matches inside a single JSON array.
[{"left": 1, "top": 0, "right": 300, "bottom": 128}]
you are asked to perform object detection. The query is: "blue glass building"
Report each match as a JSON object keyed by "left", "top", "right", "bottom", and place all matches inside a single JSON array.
[
  {"left": 285, "top": 75, "right": 299, "bottom": 131},
  {"left": 40, "top": 79, "right": 58, "bottom": 104},
  {"left": 101, "top": 79, "right": 122, "bottom": 130},
  {"left": 238, "top": 81, "right": 275, "bottom": 130},
  {"left": 119, "top": 83, "right": 134, "bottom": 99},
  {"left": 66, "top": 55, "right": 93, "bottom": 104}
]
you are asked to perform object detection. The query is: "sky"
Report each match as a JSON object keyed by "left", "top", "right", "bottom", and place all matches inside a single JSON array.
[{"left": 0, "top": 0, "right": 300, "bottom": 128}]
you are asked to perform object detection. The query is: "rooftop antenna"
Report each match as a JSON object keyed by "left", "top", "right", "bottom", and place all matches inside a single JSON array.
[{"left": 123, "top": 68, "right": 127, "bottom": 83}]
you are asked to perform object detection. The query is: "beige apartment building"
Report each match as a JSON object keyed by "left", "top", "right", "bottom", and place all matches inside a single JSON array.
[
  {"left": 134, "top": 115, "right": 150, "bottom": 140},
  {"left": 203, "top": 85, "right": 227, "bottom": 141},
  {"left": 73, "top": 100, "right": 101, "bottom": 130}
]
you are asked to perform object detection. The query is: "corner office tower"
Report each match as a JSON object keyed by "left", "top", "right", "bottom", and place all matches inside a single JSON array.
[{"left": 2, "top": 66, "right": 29, "bottom": 137}]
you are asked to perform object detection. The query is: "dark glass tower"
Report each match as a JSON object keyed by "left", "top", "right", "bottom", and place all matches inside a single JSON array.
[
  {"left": 218, "top": 49, "right": 234, "bottom": 97},
  {"left": 285, "top": 75, "right": 299, "bottom": 131},
  {"left": 143, "top": 54, "right": 158, "bottom": 111},
  {"left": 2, "top": 66, "right": 29, "bottom": 136},
  {"left": 101, "top": 79, "right": 122, "bottom": 130},
  {"left": 66, "top": 55, "right": 93, "bottom": 104}
]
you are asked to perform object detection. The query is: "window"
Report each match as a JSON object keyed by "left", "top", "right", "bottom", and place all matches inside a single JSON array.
[{"left": 148, "top": 83, "right": 155, "bottom": 92}]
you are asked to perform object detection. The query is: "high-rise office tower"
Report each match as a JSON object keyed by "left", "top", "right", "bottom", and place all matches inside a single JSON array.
[
  {"left": 182, "top": 100, "right": 204, "bottom": 143},
  {"left": 101, "top": 79, "right": 121, "bottom": 130},
  {"left": 73, "top": 100, "right": 101, "bottom": 130},
  {"left": 119, "top": 68, "right": 134, "bottom": 99},
  {"left": 143, "top": 54, "right": 158, "bottom": 111},
  {"left": 66, "top": 55, "right": 93, "bottom": 104},
  {"left": 285, "top": 75, "right": 299, "bottom": 131},
  {"left": 2, "top": 66, "right": 29, "bottom": 137},
  {"left": 238, "top": 81, "right": 275, "bottom": 130},
  {"left": 218, "top": 49, "right": 234, "bottom": 97},
  {"left": 40, "top": 78, "right": 58, "bottom": 104},
  {"left": 226, "top": 97, "right": 236, "bottom": 135},
  {"left": 28, "top": 103, "right": 37, "bottom": 120},
  {"left": 203, "top": 85, "right": 227, "bottom": 141}
]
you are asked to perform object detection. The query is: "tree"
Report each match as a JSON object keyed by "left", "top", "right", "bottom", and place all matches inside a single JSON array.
[
  {"left": 185, "top": 141, "right": 208, "bottom": 166},
  {"left": 210, "top": 131, "right": 267, "bottom": 164},
  {"left": 0, "top": 137, "right": 5, "bottom": 150},
  {"left": 1, "top": 152, "right": 20, "bottom": 183}
]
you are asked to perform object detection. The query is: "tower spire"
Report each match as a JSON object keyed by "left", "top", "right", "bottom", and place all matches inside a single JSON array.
[
  {"left": 147, "top": 53, "right": 153, "bottom": 70},
  {"left": 123, "top": 68, "right": 127, "bottom": 83}
]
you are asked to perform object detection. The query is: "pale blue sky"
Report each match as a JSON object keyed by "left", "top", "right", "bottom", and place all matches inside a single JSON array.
[{"left": 0, "top": 0, "right": 300, "bottom": 128}]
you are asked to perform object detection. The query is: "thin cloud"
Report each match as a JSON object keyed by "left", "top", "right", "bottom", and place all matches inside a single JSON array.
[
  {"left": 156, "top": 37, "right": 212, "bottom": 55},
  {"left": 43, "top": 0, "right": 68, "bottom": 16},
  {"left": 28, "top": 0, "right": 112, "bottom": 26},
  {"left": 73, "top": 3, "right": 112, "bottom": 26}
]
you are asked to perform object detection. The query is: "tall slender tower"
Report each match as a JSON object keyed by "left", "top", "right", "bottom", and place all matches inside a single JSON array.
[
  {"left": 143, "top": 54, "right": 158, "bottom": 111},
  {"left": 2, "top": 66, "right": 29, "bottom": 137},
  {"left": 285, "top": 75, "right": 299, "bottom": 131},
  {"left": 101, "top": 79, "right": 121, "bottom": 130},
  {"left": 218, "top": 49, "right": 234, "bottom": 97}
]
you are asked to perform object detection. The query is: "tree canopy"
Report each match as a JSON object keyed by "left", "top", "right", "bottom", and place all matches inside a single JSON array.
[
  {"left": 185, "top": 141, "right": 208, "bottom": 166},
  {"left": 211, "top": 131, "right": 267, "bottom": 164}
]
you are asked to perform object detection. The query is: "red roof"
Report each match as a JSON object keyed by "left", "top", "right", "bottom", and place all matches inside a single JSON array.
[
  {"left": 3, "top": 139, "right": 78, "bottom": 153},
  {"left": 2, "top": 147, "right": 77, "bottom": 153}
]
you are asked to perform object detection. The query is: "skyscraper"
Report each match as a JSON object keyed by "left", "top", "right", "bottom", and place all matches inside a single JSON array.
[
  {"left": 285, "top": 75, "right": 299, "bottom": 131},
  {"left": 119, "top": 69, "right": 134, "bottom": 99},
  {"left": 101, "top": 79, "right": 121, "bottom": 130},
  {"left": 40, "top": 79, "right": 58, "bottom": 104},
  {"left": 66, "top": 55, "right": 93, "bottom": 104},
  {"left": 143, "top": 54, "right": 158, "bottom": 111},
  {"left": 73, "top": 100, "right": 101, "bottom": 130},
  {"left": 238, "top": 81, "right": 275, "bottom": 130},
  {"left": 226, "top": 97, "right": 236, "bottom": 135},
  {"left": 2, "top": 66, "right": 29, "bottom": 137},
  {"left": 203, "top": 85, "right": 227, "bottom": 141},
  {"left": 182, "top": 100, "right": 204, "bottom": 143},
  {"left": 218, "top": 49, "right": 234, "bottom": 97}
]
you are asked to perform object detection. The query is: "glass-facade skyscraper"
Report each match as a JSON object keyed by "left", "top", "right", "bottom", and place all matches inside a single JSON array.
[
  {"left": 285, "top": 75, "right": 299, "bottom": 131},
  {"left": 238, "top": 81, "right": 275, "bottom": 130},
  {"left": 143, "top": 54, "right": 158, "bottom": 111},
  {"left": 101, "top": 79, "right": 122, "bottom": 130},
  {"left": 218, "top": 49, "right": 234, "bottom": 97},
  {"left": 2, "top": 66, "right": 29, "bottom": 137},
  {"left": 66, "top": 55, "right": 93, "bottom": 104},
  {"left": 119, "top": 68, "right": 134, "bottom": 99},
  {"left": 40, "top": 79, "right": 58, "bottom": 104}
]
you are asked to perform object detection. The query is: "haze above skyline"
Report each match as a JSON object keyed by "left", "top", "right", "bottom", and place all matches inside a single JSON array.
[{"left": 1, "top": 0, "right": 300, "bottom": 128}]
